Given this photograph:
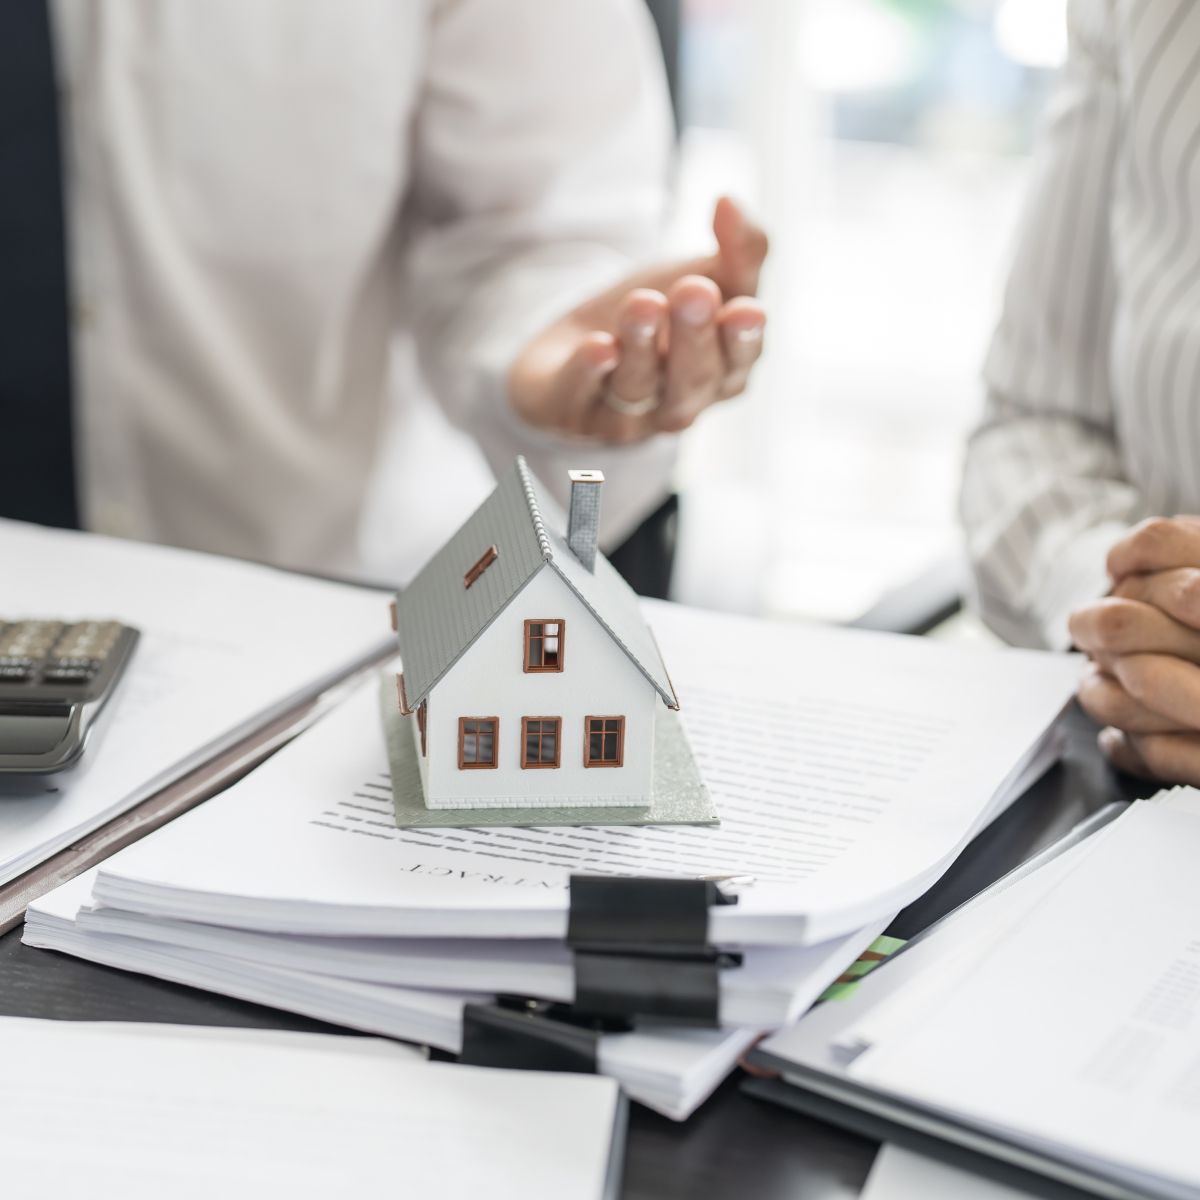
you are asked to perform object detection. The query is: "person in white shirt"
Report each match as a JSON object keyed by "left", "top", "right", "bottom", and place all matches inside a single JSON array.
[
  {"left": 960, "top": 0, "right": 1200, "bottom": 784},
  {"left": 24, "top": 1, "right": 766, "bottom": 579}
]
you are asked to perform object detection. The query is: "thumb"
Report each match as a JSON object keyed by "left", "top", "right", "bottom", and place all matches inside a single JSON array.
[{"left": 712, "top": 196, "right": 769, "bottom": 298}]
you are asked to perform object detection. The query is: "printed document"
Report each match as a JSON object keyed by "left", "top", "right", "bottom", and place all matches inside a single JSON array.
[
  {"left": 0, "top": 520, "right": 391, "bottom": 884},
  {"left": 89, "top": 601, "right": 1080, "bottom": 944},
  {"left": 852, "top": 795, "right": 1200, "bottom": 1195},
  {"left": 25, "top": 870, "right": 757, "bottom": 1121}
]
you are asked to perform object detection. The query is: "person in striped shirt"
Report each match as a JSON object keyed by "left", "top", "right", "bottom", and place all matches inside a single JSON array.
[{"left": 960, "top": 0, "right": 1200, "bottom": 785}]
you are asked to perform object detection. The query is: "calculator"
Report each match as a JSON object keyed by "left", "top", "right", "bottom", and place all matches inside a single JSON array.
[{"left": 0, "top": 620, "right": 139, "bottom": 775}]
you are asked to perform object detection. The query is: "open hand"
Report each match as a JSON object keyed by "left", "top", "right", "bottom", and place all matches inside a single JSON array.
[
  {"left": 508, "top": 197, "right": 768, "bottom": 444},
  {"left": 1070, "top": 517, "right": 1200, "bottom": 784}
]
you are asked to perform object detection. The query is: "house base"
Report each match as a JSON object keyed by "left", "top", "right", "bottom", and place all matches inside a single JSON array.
[{"left": 379, "top": 673, "right": 718, "bottom": 829}]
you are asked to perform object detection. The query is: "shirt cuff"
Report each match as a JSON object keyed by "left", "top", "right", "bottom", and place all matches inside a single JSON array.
[{"left": 1029, "top": 521, "right": 1128, "bottom": 651}]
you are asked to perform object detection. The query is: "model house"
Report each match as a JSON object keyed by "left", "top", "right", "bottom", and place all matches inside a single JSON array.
[{"left": 391, "top": 457, "right": 678, "bottom": 810}]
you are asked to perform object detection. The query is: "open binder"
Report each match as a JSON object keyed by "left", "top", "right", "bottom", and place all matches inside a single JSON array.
[{"left": 739, "top": 801, "right": 1200, "bottom": 1200}]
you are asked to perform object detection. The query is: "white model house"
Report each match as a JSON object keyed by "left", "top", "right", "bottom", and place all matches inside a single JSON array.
[{"left": 391, "top": 457, "right": 678, "bottom": 810}]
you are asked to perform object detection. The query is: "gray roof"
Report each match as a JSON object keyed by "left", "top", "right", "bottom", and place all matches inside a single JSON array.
[{"left": 393, "top": 457, "right": 678, "bottom": 710}]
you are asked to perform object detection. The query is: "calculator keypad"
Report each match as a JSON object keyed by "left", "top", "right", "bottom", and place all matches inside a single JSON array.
[{"left": 0, "top": 621, "right": 127, "bottom": 696}]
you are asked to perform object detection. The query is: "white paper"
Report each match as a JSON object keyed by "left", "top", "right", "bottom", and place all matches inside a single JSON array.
[
  {"left": 852, "top": 796, "right": 1200, "bottom": 1193},
  {"left": 0, "top": 1014, "right": 620, "bottom": 1200},
  {"left": 759, "top": 807, "right": 1122, "bottom": 1074},
  {"left": 25, "top": 870, "right": 757, "bottom": 1122},
  {"left": 863, "top": 1145, "right": 1036, "bottom": 1200},
  {"left": 89, "top": 601, "right": 1080, "bottom": 945},
  {"left": 0, "top": 520, "right": 391, "bottom": 884},
  {"left": 68, "top": 899, "right": 884, "bottom": 1030}
]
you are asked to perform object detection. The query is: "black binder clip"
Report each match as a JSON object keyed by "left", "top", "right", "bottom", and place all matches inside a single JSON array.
[
  {"left": 460, "top": 995, "right": 629, "bottom": 1075},
  {"left": 565, "top": 876, "right": 743, "bottom": 1026}
]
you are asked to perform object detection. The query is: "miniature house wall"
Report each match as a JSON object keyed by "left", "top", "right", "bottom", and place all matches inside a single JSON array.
[
  {"left": 414, "top": 566, "right": 657, "bottom": 809},
  {"left": 394, "top": 458, "right": 678, "bottom": 813}
]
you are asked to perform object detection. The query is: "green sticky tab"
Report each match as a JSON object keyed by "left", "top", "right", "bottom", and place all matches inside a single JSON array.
[
  {"left": 817, "top": 934, "right": 908, "bottom": 1002},
  {"left": 819, "top": 981, "right": 861, "bottom": 1003},
  {"left": 844, "top": 960, "right": 877, "bottom": 978}
]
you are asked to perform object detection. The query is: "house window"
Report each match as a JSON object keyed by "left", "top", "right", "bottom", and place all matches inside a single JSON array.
[
  {"left": 458, "top": 717, "right": 499, "bottom": 768},
  {"left": 524, "top": 619, "right": 565, "bottom": 672},
  {"left": 417, "top": 700, "right": 427, "bottom": 757},
  {"left": 521, "top": 717, "right": 561, "bottom": 769},
  {"left": 464, "top": 545, "right": 498, "bottom": 589},
  {"left": 585, "top": 716, "right": 625, "bottom": 767}
]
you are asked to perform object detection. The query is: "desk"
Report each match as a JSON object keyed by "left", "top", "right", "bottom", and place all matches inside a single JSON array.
[{"left": 0, "top": 704, "right": 1142, "bottom": 1199}]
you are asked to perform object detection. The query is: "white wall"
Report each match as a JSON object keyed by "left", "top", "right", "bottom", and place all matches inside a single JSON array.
[{"left": 423, "top": 567, "right": 657, "bottom": 808}]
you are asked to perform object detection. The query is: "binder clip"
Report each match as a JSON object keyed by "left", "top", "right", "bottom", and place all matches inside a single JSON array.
[
  {"left": 460, "top": 995, "right": 629, "bottom": 1075},
  {"left": 565, "top": 875, "right": 743, "bottom": 1026}
]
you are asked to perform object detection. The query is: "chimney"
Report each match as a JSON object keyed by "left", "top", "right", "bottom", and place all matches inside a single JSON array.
[{"left": 566, "top": 469, "right": 604, "bottom": 572}]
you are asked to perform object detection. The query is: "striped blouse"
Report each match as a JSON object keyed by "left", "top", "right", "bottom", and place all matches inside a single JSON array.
[{"left": 960, "top": 0, "right": 1200, "bottom": 649}]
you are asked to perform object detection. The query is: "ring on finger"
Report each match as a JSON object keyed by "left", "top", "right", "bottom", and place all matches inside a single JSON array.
[{"left": 603, "top": 387, "right": 661, "bottom": 417}]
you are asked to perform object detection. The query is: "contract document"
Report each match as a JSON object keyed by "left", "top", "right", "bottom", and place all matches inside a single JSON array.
[
  {"left": 25, "top": 870, "right": 757, "bottom": 1121},
  {"left": 0, "top": 520, "right": 391, "bottom": 886},
  {"left": 85, "top": 601, "right": 1080, "bottom": 945},
  {"left": 0, "top": 1016, "right": 625, "bottom": 1200}
]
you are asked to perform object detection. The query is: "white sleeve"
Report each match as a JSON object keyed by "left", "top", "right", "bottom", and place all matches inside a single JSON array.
[
  {"left": 959, "top": 0, "right": 1150, "bottom": 650},
  {"left": 400, "top": 0, "right": 677, "bottom": 546}
]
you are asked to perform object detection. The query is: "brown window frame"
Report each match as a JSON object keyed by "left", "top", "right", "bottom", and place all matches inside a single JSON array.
[
  {"left": 417, "top": 700, "right": 427, "bottom": 757},
  {"left": 584, "top": 716, "right": 625, "bottom": 768},
  {"left": 523, "top": 619, "right": 566, "bottom": 673},
  {"left": 457, "top": 716, "right": 499, "bottom": 769},
  {"left": 464, "top": 545, "right": 499, "bottom": 589},
  {"left": 521, "top": 716, "right": 562, "bottom": 769}
]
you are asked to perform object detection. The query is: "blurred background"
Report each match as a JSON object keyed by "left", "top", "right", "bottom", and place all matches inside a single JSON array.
[{"left": 366, "top": 0, "right": 1068, "bottom": 627}]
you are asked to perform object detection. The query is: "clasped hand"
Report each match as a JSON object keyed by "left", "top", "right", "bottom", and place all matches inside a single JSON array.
[
  {"left": 1070, "top": 516, "right": 1200, "bottom": 783},
  {"left": 508, "top": 197, "right": 768, "bottom": 444}
]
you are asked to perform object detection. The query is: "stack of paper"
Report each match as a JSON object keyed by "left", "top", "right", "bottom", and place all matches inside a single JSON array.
[
  {"left": 24, "top": 601, "right": 1078, "bottom": 1118},
  {"left": 753, "top": 790, "right": 1200, "bottom": 1200},
  {"left": 0, "top": 519, "right": 392, "bottom": 885},
  {"left": 0, "top": 1016, "right": 626, "bottom": 1199}
]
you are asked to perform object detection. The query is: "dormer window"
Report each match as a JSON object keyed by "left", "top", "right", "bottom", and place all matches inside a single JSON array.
[
  {"left": 464, "top": 545, "right": 498, "bottom": 589},
  {"left": 524, "top": 619, "right": 565, "bottom": 672}
]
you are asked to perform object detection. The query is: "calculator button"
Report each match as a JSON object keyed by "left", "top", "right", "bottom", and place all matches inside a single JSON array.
[{"left": 43, "top": 667, "right": 93, "bottom": 684}]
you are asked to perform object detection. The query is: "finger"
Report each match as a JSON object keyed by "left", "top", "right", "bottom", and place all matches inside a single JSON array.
[
  {"left": 1111, "top": 653, "right": 1200, "bottom": 729},
  {"left": 1107, "top": 517, "right": 1200, "bottom": 581},
  {"left": 1077, "top": 665, "right": 1189, "bottom": 734},
  {"left": 717, "top": 297, "right": 766, "bottom": 400},
  {"left": 573, "top": 334, "right": 659, "bottom": 446},
  {"left": 606, "top": 289, "right": 667, "bottom": 412},
  {"left": 656, "top": 275, "right": 723, "bottom": 433},
  {"left": 1112, "top": 569, "right": 1200, "bottom": 630},
  {"left": 712, "top": 196, "right": 769, "bottom": 297},
  {"left": 1068, "top": 598, "right": 1200, "bottom": 664},
  {"left": 583, "top": 385, "right": 657, "bottom": 445},
  {"left": 1126, "top": 731, "right": 1200, "bottom": 786},
  {"left": 549, "top": 332, "right": 618, "bottom": 437},
  {"left": 1098, "top": 727, "right": 1156, "bottom": 778}
]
